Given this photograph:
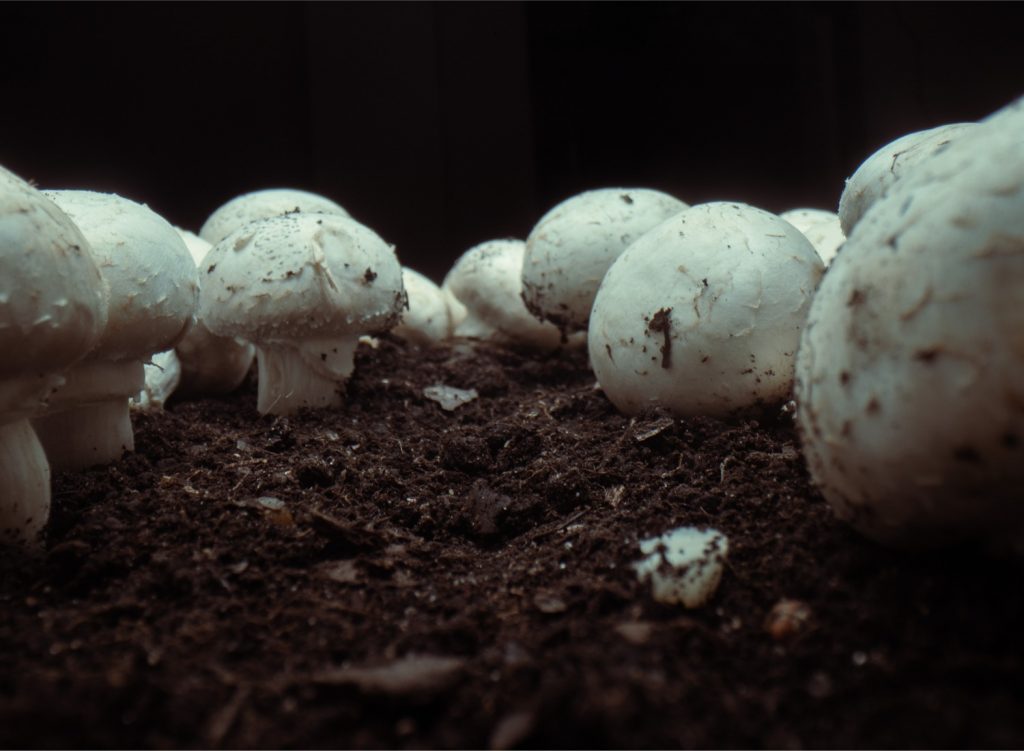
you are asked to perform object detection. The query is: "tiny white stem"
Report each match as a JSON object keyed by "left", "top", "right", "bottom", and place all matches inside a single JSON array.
[
  {"left": 255, "top": 337, "right": 357, "bottom": 416},
  {"left": 0, "top": 418, "right": 50, "bottom": 548}
]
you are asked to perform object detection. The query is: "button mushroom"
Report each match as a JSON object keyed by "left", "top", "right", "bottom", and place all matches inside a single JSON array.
[
  {"left": 199, "top": 188, "right": 351, "bottom": 246},
  {"left": 780, "top": 208, "right": 845, "bottom": 266},
  {"left": 32, "top": 191, "right": 198, "bottom": 471},
  {"left": 795, "top": 95, "right": 1024, "bottom": 550},
  {"left": 588, "top": 202, "right": 824, "bottom": 417},
  {"left": 392, "top": 267, "right": 453, "bottom": 346},
  {"left": 522, "top": 188, "right": 688, "bottom": 334},
  {"left": 198, "top": 213, "right": 406, "bottom": 415},
  {"left": 0, "top": 166, "right": 108, "bottom": 545}
]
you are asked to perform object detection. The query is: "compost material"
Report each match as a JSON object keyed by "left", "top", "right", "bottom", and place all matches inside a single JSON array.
[{"left": 1, "top": 338, "right": 1021, "bottom": 749}]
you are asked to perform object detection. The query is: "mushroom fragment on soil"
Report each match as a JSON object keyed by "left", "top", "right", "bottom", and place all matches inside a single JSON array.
[
  {"left": 635, "top": 526, "right": 729, "bottom": 608},
  {"left": 198, "top": 213, "right": 406, "bottom": 416}
]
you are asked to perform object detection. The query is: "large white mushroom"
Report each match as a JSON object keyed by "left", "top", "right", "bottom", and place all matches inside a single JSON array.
[
  {"left": 0, "top": 167, "right": 108, "bottom": 544},
  {"left": 838, "top": 122, "right": 976, "bottom": 236},
  {"left": 795, "top": 96, "right": 1024, "bottom": 551},
  {"left": 588, "top": 202, "right": 823, "bottom": 417},
  {"left": 199, "top": 188, "right": 351, "bottom": 246},
  {"left": 522, "top": 188, "right": 688, "bottom": 334},
  {"left": 780, "top": 208, "right": 845, "bottom": 266},
  {"left": 444, "top": 239, "right": 562, "bottom": 350},
  {"left": 391, "top": 267, "right": 453, "bottom": 346},
  {"left": 198, "top": 213, "right": 405, "bottom": 416},
  {"left": 32, "top": 191, "right": 198, "bottom": 471}
]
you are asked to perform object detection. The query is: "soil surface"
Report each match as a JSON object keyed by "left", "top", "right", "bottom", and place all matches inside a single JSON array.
[{"left": 1, "top": 337, "right": 1022, "bottom": 749}]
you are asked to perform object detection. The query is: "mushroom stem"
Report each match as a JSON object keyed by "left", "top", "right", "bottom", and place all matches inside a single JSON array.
[
  {"left": 31, "top": 359, "right": 145, "bottom": 472},
  {"left": 255, "top": 337, "right": 358, "bottom": 416},
  {"left": 0, "top": 418, "right": 50, "bottom": 548}
]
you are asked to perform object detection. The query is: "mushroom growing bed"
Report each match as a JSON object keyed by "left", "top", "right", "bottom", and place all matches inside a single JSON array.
[{"left": 1, "top": 336, "right": 1022, "bottom": 748}]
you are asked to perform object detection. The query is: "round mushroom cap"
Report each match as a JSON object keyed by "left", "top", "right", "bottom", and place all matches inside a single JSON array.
[
  {"left": 795, "top": 96, "right": 1024, "bottom": 550},
  {"left": 392, "top": 267, "right": 452, "bottom": 345},
  {"left": 0, "top": 167, "right": 108, "bottom": 381},
  {"left": 523, "top": 187, "right": 688, "bottom": 333},
  {"left": 444, "top": 238, "right": 562, "bottom": 350},
  {"left": 176, "top": 227, "right": 213, "bottom": 267},
  {"left": 199, "top": 188, "right": 351, "bottom": 246},
  {"left": 46, "top": 191, "right": 199, "bottom": 363},
  {"left": 780, "top": 208, "right": 845, "bottom": 266},
  {"left": 838, "top": 122, "right": 975, "bottom": 235},
  {"left": 198, "top": 213, "right": 405, "bottom": 343},
  {"left": 588, "top": 202, "right": 824, "bottom": 417}
]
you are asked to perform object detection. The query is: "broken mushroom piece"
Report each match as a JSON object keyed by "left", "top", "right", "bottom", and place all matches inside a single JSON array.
[
  {"left": 0, "top": 166, "right": 108, "bottom": 544},
  {"left": 391, "top": 267, "right": 453, "bottom": 346},
  {"left": 443, "top": 239, "right": 562, "bottom": 351},
  {"left": 522, "top": 188, "right": 688, "bottom": 334},
  {"left": 198, "top": 213, "right": 405, "bottom": 416},
  {"left": 199, "top": 188, "right": 351, "bottom": 246},
  {"left": 837, "top": 122, "right": 976, "bottom": 236},
  {"left": 780, "top": 208, "right": 846, "bottom": 266},
  {"left": 588, "top": 202, "right": 823, "bottom": 417},
  {"left": 795, "top": 96, "right": 1024, "bottom": 551},
  {"left": 33, "top": 191, "right": 198, "bottom": 471}
]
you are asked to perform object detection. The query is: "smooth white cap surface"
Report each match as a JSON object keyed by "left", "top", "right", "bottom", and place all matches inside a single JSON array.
[
  {"left": 523, "top": 187, "right": 688, "bottom": 332},
  {"left": 392, "top": 267, "right": 452, "bottom": 345},
  {"left": 780, "top": 208, "right": 845, "bottom": 266},
  {"left": 199, "top": 188, "right": 351, "bottom": 246}
]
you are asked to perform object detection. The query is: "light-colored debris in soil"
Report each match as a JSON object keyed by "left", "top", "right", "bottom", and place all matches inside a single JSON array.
[
  {"left": 764, "top": 598, "right": 813, "bottom": 640},
  {"left": 634, "top": 526, "right": 729, "bottom": 608},
  {"left": 423, "top": 384, "right": 479, "bottom": 411},
  {"left": 310, "top": 654, "right": 466, "bottom": 696}
]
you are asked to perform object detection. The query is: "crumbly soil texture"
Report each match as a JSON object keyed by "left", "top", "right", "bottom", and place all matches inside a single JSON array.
[{"left": 2, "top": 338, "right": 1022, "bottom": 749}]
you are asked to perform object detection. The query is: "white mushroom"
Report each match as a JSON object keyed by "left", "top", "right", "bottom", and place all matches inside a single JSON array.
[
  {"left": 0, "top": 166, "right": 108, "bottom": 544},
  {"left": 838, "top": 122, "right": 975, "bottom": 236},
  {"left": 795, "top": 95, "right": 1024, "bottom": 550},
  {"left": 199, "top": 188, "right": 351, "bottom": 246},
  {"left": 32, "top": 191, "right": 198, "bottom": 471},
  {"left": 522, "top": 188, "right": 688, "bottom": 333},
  {"left": 588, "top": 202, "right": 823, "bottom": 417},
  {"left": 634, "top": 526, "right": 729, "bottom": 608},
  {"left": 198, "top": 213, "right": 405, "bottom": 416},
  {"left": 780, "top": 208, "right": 846, "bottom": 266},
  {"left": 443, "top": 239, "right": 562, "bottom": 350},
  {"left": 391, "top": 267, "right": 453, "bottom": 345}
]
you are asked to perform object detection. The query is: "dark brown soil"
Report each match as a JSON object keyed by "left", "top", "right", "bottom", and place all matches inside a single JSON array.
[{"left": 2, "top": 338, "right": 1022, "bottom": 749}]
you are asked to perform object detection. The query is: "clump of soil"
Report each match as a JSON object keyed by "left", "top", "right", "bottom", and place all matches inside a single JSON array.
[{"left": 1, "top": 337, "right": 1022, "bottom": 749}]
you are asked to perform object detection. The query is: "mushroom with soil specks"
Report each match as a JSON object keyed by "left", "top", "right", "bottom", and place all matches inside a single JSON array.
[
  {"left": 780, "top": 208, "right": 845, "bottom": 266},
  {"left": 32, "top": 191, "right": 198, "bottom": 471},
  {"left": 198, "top": 213, "right": 405, "bottom": 416},
  {"left": 199, "top": 188, "right": 351, "bottom": 246},
  {"left": 522, "top": 188, "right": 688, "bottom": 334},
  {"left": 392, "top": 267, "right": 453, "bottom": 345},
  {"left": 634, "top": 526, "right": 729, "bottom": 608},
  {"left": 444, "top": 239, "right": 563, "bottom": 350},
  {"left": 795, "top": 96, "right": 1024, "bottom": 551},
  {"left": 0, "top": 167, "right": 108, "bottom": 544},
  {"left": 588, "top": 202, "right": 823, "bottom": 417},
  {"left": 838, "top": 122, "right": 975, "bottom": 236}
]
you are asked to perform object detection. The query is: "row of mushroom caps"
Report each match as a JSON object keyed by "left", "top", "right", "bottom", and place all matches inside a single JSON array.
[{"left": 2, "top": 93, "right": 1022, "bottom": 553}]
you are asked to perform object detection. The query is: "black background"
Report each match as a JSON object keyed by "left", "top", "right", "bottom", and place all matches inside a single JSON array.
[{"left": 1, "top": 2, "right": 1020, "bottom": 281}]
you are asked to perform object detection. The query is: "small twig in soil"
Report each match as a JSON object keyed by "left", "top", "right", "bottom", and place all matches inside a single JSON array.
[
  {"left": 524, "top": 509, "right": 587, "bottom": 543},
  {"left": 204, "top": 684, "right": 251, "bottom": 749}
]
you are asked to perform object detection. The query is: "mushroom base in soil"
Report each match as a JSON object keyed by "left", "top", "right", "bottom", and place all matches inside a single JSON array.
[
  {"left": 31, "top": 359, "right": 145, "bottom": 471},
  {"left": 0, "top": 419, "right": 50, "bottom": 547},
  {"left": 255, "top": 337, "right": 359, "bottom": 415}
]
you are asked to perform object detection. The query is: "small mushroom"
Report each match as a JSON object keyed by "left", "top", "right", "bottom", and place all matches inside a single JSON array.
[
  {"left": 0, "top": 166, "right": 108, "bottom": 544},
  {"left": 199, "top": 188, "right": 351, "bottom": 246},
  {"left": 198, "top": 213, "right": 405, "bottom": 415},
  {"left": 32, "top": 190, "right": 198, "bottom": 471},
  {"left": 838, "top": 122, "right": 975, "bottom": 236},
  {"left": 443, "top": 239, "right": 562, "bottom": 350},
  {"left": 795, "top": 96, "right": 1024, "bottom": 550},
  {"left": 391, "top": 267, "right": 453, "bottom": 346},
  {"left": 780, "top": 208, "right": 845, "bottom": 266},
  {"left": 589, "top": 202, "right": 823, "bottom": 417},
  {"left": 522, "top": 188, "right": 688, "bottom": 334}
]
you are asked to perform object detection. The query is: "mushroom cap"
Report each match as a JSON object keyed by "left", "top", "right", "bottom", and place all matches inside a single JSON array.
[
  {"left": 176, "top": 227, "right": 213, "bottom": 267},
  {"left": 795, "top": 96, "right": 1024, "bottom": 549},
  {"left": 46, "top": 190, "right": 199, "bottom": 363},
  {"left": 0, "top": 167, "right": 108, "bottom": 383},
  {"left": 780, "top": 208, "right": 846, "bottom": 266},
  {"left": 522, "top": 187, "right": 688, "bottom": 333},
  {"left": 588, "top": 202, "right": 823, "bottom": 417},
  {"left": 838, "top": 122, "right": 976, "bottom": 236},
  {"left": 443, "top": 238, "right": 562, "bottom": 350},
  {"left": 199, "top": 188, "right": 351, "bottom": 246},
  {"left": 198, "top": 213, "right": 405, "bottom": 343},
  {"left": 392, "top": 267, "right": 452, "bottom": 345}
]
